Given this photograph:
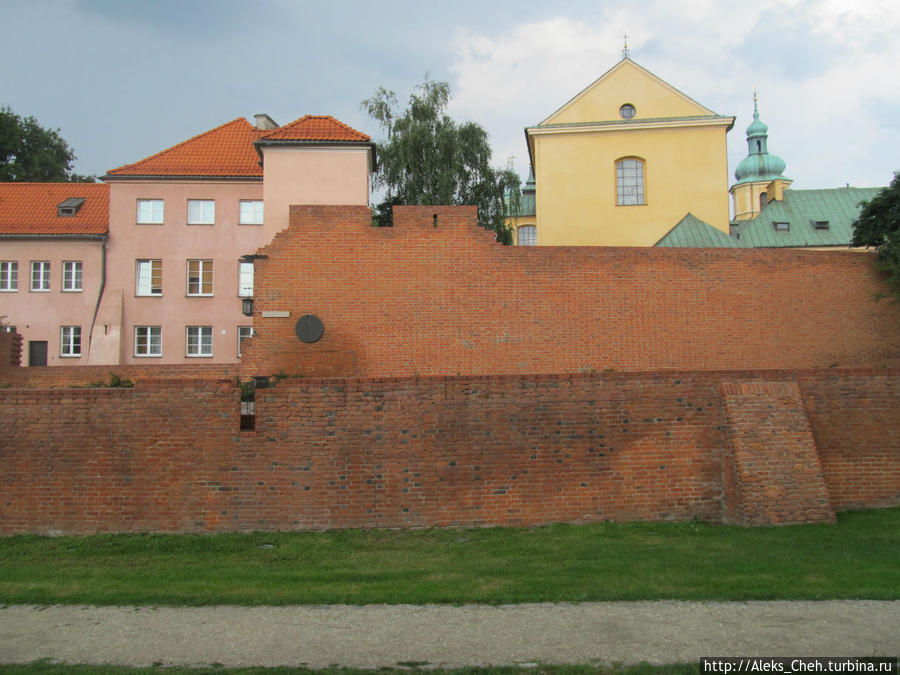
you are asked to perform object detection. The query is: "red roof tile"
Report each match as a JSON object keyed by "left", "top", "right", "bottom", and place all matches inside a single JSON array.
[
  {"left": 260, "top": 115, "right": 371, "bottom": 142},
  {"left": 0, "top": 183, "right": 108, "bottom": 236},
  {"left": 106, "top": 118, "right": 266, "bottom": 178}
]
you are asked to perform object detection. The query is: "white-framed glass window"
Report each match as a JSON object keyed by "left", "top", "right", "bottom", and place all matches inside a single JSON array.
[
  {"left": 0, "top": 261, "right": 17, "bottom": 291},
  {"left": 239, "top": 200, "right": 264, "bottom": 225},
  {"left": 517, "top": 225, "right": 536, "bottom": 246},
  {"left": 187, "top": 199, "right": 215, "bottom": 225},
  {"left": 237, "top": 325, "right": 254, "bottom": 357},
  {"left": 62, "top": 261, "right": 83, "bottom": 292},
  {"left": 137, "top": 199, "right": 164, "bottom": 224},
  {"left": 134, "top": 325, "right": 162, "bottom": 357},
  {"left": 31, "top": 261, "right": 50, "bottom": 291},
  {"left": 136, "top": 259, "right": 162, "bottom": 296},
  {"left": 616, "top": 158, "right": 645, "bottom": 206},
  {"left": 187, "top": 259, "right": 213, "bottom": 296},
  {"left": 238, "top": 261, "right": 254, "bottom": 297},
  {"left": 60, "top": 325, "right": 81, "bottom": 357},
  {"left": 186, "top": 325, "right": 213, "bottom": 357}
]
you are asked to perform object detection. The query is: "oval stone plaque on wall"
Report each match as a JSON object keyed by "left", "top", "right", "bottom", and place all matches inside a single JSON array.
[{"left": 295, "top": 314, "right": 324, "bottom": 343}]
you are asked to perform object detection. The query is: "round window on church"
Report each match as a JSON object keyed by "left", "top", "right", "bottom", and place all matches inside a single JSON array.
[{"left": 619, "top": 103, "right": 636, "bottom": 119}]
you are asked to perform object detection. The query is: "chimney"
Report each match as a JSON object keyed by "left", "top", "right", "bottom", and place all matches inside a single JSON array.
[{"left": 254, "top": 114, "right": 278, "bottom": 131}]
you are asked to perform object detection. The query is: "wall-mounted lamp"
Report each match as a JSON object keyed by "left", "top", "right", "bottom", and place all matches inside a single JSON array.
[{"left": 242, "top": 298, "right": 254, "bottom": 316}]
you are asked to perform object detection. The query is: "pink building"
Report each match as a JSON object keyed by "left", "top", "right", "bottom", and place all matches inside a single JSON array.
[
  {"left": 0, "top": 113, "right": 372, "bottom": 367},
  {"left": 0, "top": 183, "right": 109, "bottom": 366}
]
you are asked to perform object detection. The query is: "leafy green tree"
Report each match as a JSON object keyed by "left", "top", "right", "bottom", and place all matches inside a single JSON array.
[
  {"left": 851, "top": 172, "right": 900, "bottom": 294},
  {"left": 362, "top": 79, "right": 520, "bottom": 242},
  {"left": 0, "top": 106, "right": 94, "bottom": 182}
]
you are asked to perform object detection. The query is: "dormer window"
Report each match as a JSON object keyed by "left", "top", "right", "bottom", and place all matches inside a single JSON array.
[
  {"left": 774, "top": 221, "right": 790, "bottom": 232},
  {"left": 57, "top": 198, "right": 85, "bottom": 217},
  {"left": 813, "top": 220, "right": 830, "bottom": 230}
]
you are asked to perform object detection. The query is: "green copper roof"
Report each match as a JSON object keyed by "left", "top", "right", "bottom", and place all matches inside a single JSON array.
[
  {"left": 506, "top": 167, "right": 536, "bottom": 217},
  {"left": 733, "top": 98, "right": 788, "bottom": 185},
  {"left": 655, "top": 213, "right": 745, "bottom": 248},
  {"left": 731, "top": 187, "right": 882, "bottom": 248}
]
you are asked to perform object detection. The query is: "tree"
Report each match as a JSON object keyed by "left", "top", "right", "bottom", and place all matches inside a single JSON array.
[
  {"left": 362, "top": 79, "right": 520, "bottom": 243},
  {"left": 851, "top": 172, "right": 900, "bottom": 294},
  {"left": 0, "top": 106, "right": 94, "bottom": 182}
]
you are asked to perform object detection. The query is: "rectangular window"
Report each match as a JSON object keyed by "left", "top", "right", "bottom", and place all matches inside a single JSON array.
[
  {"left": 187, "top": 260, "right": 213, "bottom": 296},
  {"left": 62, "top": 261, "right": 83, "bottom": 292},
  {"left": 187, "top": 199, "right": 215, "bottom": 225},
  {"left": 137, "top": 199, "right": 164, "bottom": 224},
  {"left": 136, "top": 259, "right": 163, "bottom": 296},
  {"left": 134, "top": 325, "right": 162, "bottom": 357},
  {"left": 517, "top": 225, "right": 536, "bottom": 246},
  {"left": 186, "top": 325, "right": 213, "bottom": 357},
  {"left": 237, "top": 326, "right": 254, "bottom": 357},
  {"left": 239, "top": 200, "right": 264, "bottom": 225},
  {"left": 0, "top": 261, "right": 17, "bottom": 291},
  {"left": 238, "top": 261, "right": 254, "bottom": 297},
  {"left": 616, "top": 158, "right": 645, "bottom": 206},
  {"left": 31, "top": 261, "right": 50, "bottom": 291},
  {"left": 60, "top": 325, "right": 81, "bottom": 357},
  {"left": 774, "top": 221, "right": 790, "bottom": 232}
]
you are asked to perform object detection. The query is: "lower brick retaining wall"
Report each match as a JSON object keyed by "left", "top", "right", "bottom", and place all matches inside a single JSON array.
[{"left": 1, "top": 369, "right": 897, "bottom": 534}]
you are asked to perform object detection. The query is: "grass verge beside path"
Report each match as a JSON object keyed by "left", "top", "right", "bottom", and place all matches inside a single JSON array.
[
  {"left": 0, "top": 508, "right": 897, "bottom": 606},
  {"left": 0, "top": 663, "right": 704, "bottom": 674}
]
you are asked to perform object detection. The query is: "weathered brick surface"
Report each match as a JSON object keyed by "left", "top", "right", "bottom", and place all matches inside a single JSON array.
[
  {"left": 0, "top": 331, "right": 22, "bottom": 370},
  {"left": 2, "top": 369, "right": 898, "bottom": 534},
  {"left": 799, "top": 374, "right": 900, "bottom": 511},
  {"left": 721, "top": 381, "right": 836, "bottom": 525},
  {"left": 0, "top": 362, "right": 247, "bottom": 389},
  {"left": 242, "top": 205, "right": 900, "bottom": 378}
]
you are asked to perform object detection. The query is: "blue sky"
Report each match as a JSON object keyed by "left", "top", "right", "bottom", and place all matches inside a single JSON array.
[{"left": 3, "top": 0, "right": 898, "bottom": 197}]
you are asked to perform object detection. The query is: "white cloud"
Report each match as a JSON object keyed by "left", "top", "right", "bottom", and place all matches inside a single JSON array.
[{"left": 447, "top": 1, "right": 900, "bottom": 191}]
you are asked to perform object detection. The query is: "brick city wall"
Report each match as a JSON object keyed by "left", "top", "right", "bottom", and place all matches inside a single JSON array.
[
  {"left": 0, "top": 361, "right": 246, "bottom": 388},
  {"left": 241, "top": 205, "right": 900, "bottom": 378},
  {"left": 2, "top": 369, "right": 897, "bottom": 534}
]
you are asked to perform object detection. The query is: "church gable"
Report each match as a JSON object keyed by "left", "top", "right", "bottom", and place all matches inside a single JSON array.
[{"left": 542, "top": 59, "right": 718, "bottom": 126}]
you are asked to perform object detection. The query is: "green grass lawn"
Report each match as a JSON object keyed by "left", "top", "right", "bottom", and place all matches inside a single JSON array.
[{"left": 0, "top": 508, "right": 897, "bottom": 606}]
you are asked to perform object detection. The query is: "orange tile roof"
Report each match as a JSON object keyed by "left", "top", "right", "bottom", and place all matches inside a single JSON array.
[
  {"left": 106, "top": 118, "right": 266, "bottom": 178},
  {"left": 260, "top": 115, "right": 371, "bottom": 142},
  {"left": 0, "top": 183, "right": 108, "bottom": 236}
]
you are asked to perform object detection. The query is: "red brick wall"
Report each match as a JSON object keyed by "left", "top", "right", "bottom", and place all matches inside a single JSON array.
[
  {"left": 242, "top": 205, "right": 900, "bottom": 379},
  {"left": 0, "top": 331, "right": 22, "bottom": 370},
  {"left": 799, "top": 373, "right": 900, "bottom": 511},
  {"left": 0, "top": 362, "right": 246, "bottom": 389},
  {"left": 2, "top": 369, "right": 897, "bottom": 534},
  {"left": 721, "top": 381, "right": 835, "bottom": 525}
]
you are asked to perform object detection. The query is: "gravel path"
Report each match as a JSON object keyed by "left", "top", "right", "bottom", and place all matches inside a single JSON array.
[{"left": 1, "top": 601, "right": 897, "bottom": 669}]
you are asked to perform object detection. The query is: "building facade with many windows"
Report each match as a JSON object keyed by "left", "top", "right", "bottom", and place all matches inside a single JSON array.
[
  {"left": 0, "top": 183, "right": 108, "bottom": 366},
  {"left": 1, "top": 113, "right": 374, "bottom": 366}
]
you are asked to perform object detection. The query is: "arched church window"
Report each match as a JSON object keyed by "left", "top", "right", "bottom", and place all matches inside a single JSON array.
[{"left": 616, "top": 158, "right": 645, "bottom": 206}]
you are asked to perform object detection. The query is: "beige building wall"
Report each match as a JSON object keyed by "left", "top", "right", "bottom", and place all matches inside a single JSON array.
[{"left": 261, "top": 147, "right": 371, "bottom": 236}]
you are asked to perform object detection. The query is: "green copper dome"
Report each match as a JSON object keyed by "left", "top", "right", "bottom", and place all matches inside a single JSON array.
[{"left": 733, "top": 96, "right": 788, "bottom": 185}]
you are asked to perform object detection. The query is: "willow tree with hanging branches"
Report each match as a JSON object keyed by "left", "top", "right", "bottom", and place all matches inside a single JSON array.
[{"left": 362, "top": 79, "right": 520, "bottom": 243}]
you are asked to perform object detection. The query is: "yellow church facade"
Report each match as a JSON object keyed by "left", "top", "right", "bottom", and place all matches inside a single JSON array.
[{"left": 518, "top": 58, "right": 735, "bottom": 246}]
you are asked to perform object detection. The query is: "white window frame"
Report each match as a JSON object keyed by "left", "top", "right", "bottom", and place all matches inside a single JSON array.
[
  {"left": 186, "top": 259, "right": 214, "bottom": 296},
  {"left": 137, "top": 199, "right": 164, "bottom": 224},
  {"left": 616, "top": 157, "right": 645, "bottom": 206},
  {"left": 136, "top": 259, "right": 163, "bottom": 296},
  {"left": 187, "top": 199, "right": 215, "bottom": 225},
  {"left": 31, "top": 261, "right": 50, "bottom": 292},
  {"left": 62, "top": 260, "right": 83, "bottom": 292},
  {"left": 517, "top": 225, "right": 536, "bottom": 246},
  {"left": 186, "top": 325, "right": 213, "bottom": 357},
  {"left": 60, "top": 325, "right": 81, "bottom": 357},
  {"left": 0, "top": 261, "right": 17, "bottom": 291},
  {"left": 237, "top": 325, "right": 254, "bottom": 357},
  {"left": 239, "top": 200, "right": 264, "bottom": 225},
  {"left": 238, "top": 261, "right": 254, "bottom": 297},
  {"left": 134, "top": 325, "right": 162, "bottom": 357}
]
